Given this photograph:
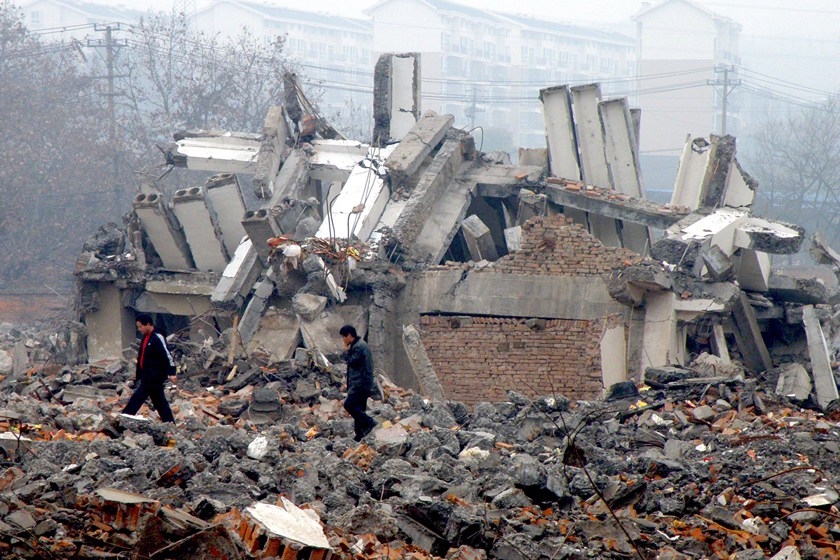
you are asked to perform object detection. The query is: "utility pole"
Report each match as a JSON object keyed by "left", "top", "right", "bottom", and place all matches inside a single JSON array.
[
  {"left": 464, "top": 86, "right": 484, "bottom": 129},
  {"left": 707, "top": 64, "right": 741, "bottom": 135},
  {"left": 88, "top": 24, "right": 127, "bottom": 201}
]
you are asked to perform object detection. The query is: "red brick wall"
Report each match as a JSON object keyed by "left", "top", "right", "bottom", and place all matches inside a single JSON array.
[
  {"left": 419, "top": 315, "right": 606, "bottom": 406},
  {"left": 419, "top": 214, "right": 640, "bottom": 406}
]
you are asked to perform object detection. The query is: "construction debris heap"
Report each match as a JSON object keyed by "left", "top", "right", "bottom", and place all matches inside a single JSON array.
[{"left": 2, "top": 55, "right": 839, "bottom": 559}]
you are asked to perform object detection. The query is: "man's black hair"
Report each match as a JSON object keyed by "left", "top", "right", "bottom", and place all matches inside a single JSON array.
[
  {"left": 339, "top": 324, "right": 357, "bottom": 338},
  {"left": 136, "top": 313, "right": 154, "bottom": 326}
]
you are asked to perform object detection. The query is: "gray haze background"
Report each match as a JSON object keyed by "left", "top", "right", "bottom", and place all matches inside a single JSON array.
[{"left": 121, "top": 0, "right": 840, "bottom": 97}]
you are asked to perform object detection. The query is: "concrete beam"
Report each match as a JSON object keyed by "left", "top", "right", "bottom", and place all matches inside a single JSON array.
[
  {"left": 460, "top": 215, "right": 499, "bottom": 262},
  {"left": 133, "top": 190, "right": 194, "bottom": 271},
  {"left": 802, "top": 304, "right": 839, "bottom": 409},
  {"left": 407, "top": 269, "right": 624, "bottom": 320},
  {"left": 731, "top": 291, "right": 772, "bottom": 373},
  {"left": 402, "top": 325, "right": 446, "bottom": 402},
  {"left": 204, "top": 173, "right": 248, "bottom": 257},
  {"left": 385, "top": 113, "right": 454, "bottom": 188},
  {"left": 539, "top": 85, "right": 580, "bottom": 181},
  {"left": 171, "top": 186, "right": 229, "bottom": 272},
  {"left": 478, "top": 181, "right": 685, "bottom": 231},
  {"left": 373, "top": 52, "right": 421, "bottom": 145},
  {"left": 252, "top": 106, "right": 289, "bottom": 199},
  {"left": 391, "top": 138, "right": 469, "bottom": 263}
]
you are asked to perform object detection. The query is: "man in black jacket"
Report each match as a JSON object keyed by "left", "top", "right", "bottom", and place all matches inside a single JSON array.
[
  {"left": 122, "top": 313, "right": 177, "bottom": 423},
  {"left": 340, "top": 324, "right": 376, "bottom": 441}
]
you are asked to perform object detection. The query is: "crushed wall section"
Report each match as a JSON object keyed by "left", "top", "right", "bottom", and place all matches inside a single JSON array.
[
  {"left": 419, "top": 315, "right": 604, "bottom": 406},
  {"left": 476, "top": 214, "right": 640, "bottom": 276}
]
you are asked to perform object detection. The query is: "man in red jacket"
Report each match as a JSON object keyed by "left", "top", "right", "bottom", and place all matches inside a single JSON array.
[{"left": 122, "top": 313, "right": 177, "bottom": 423}]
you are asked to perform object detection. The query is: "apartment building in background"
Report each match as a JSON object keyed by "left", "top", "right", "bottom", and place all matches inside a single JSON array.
[
  {"left": 633, "top": 0, "right": 742, "bottom": 190},
  {"left": 368, "top": 0, "right": 636, "bottom": 150}
]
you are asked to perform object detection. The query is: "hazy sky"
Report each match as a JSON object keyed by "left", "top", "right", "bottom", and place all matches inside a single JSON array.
[{"left": 112, "top": 0, "right": 840, "bottom": 96}]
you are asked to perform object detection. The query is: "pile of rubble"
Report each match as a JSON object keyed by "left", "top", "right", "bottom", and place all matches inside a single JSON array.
[{"left": 0, "top": 330, "right": 837, "bottom": 559}]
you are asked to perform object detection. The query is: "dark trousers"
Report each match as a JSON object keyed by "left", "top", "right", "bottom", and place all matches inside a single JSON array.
[
  {"left": 122, "top": 379, "right": 175, "bottom": 423},
  {"left": 344, "top": 390, "right": 374, "bottom": 439}
]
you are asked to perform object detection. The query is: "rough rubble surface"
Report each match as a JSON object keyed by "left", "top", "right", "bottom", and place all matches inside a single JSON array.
[{"left": 0, "top": 322, "right": 837, "bottom": 559}]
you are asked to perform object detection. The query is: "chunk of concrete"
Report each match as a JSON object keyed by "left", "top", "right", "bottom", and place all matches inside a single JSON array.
[
  {"left": 461, "top": 215, "right": 499, "bottom": 262},
  {"left": 292, "top": 293, "right": 328, "bottom": 322},
  {"left": 252, "top": 105, "right": 288, "bottom": 199},
  {"left": 245, "top": 309, "right": 301, "bottom": 361},
  {"left": 775, "top": 363, "right": 812, "bottom": 401}
]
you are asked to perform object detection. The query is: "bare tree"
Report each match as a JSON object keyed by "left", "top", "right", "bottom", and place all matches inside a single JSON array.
[
  {"left": 114, "top": 12, "right": 290, "bottom": 162},
  {"left": 0, "top": 3, "right": 117, "bottom": 292},
  {"left": 747, "top": 97, "right": 840, "bottom": 250}
]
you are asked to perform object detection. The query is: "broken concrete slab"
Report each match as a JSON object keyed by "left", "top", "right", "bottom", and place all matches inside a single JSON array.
[
  {"left": 166, "top": 130, "right": 261, "bottom": 173},
  {"left": 171, "top": 186, "right": 229, "bottom": 272},
  {"left": 204, "top": 173, "right": 248, "bottom": 257},
  {"left": 396, "top": 138, "right": 474, "bottom": 265},
  {"left": 211, "top": 238, "right": 262, "bottom": 309},
  {"left": 315, "top": 144, "right": 396, "bottom": 242},
  {"left": 768, "top": 271, "right": 832, "bottom": 305},
  {"left": 299, "top": 305, "right": 367, "bottom": 357}
]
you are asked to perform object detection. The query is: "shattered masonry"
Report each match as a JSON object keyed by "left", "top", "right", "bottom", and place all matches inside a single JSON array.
[{"left": 3, "top": 51, "right": 840, "bottom": 558}]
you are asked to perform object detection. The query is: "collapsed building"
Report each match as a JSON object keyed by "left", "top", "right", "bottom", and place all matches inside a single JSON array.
[
  {"left": 75, "top": 53, "right": 820, "bottom": 410},
  {"left": 2, "top": 53, "right": 840, "bottom": 559}
]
